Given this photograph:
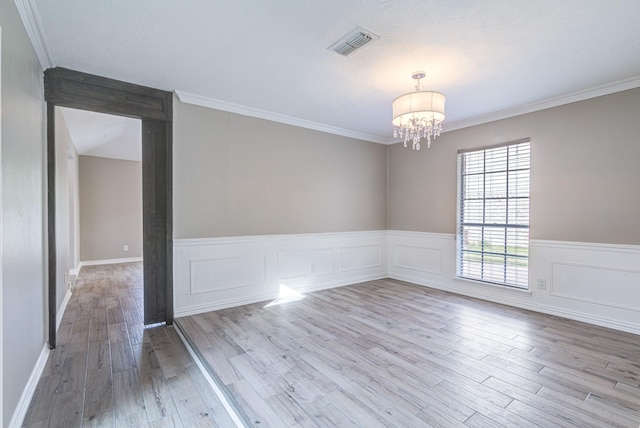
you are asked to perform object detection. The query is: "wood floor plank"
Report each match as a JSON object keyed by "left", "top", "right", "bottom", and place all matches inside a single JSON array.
[
  {"left": 67, "top": 331, "right": 90, "bottom": 356},
  {"left": 127, "top": 322, "right": 148, "bottom": 345},
  {"left": 89, "top": 309, "right": 109, "bottom": 343},
  {"left": 133, "top": 342, "right": 162, "bottom": 374},
  {"left": 147, "top": 327, "right": 192, "bottom": 379},
  {"left": 199, "top": 346, "right": 242, "bottom": 386},
  {"left": 111, "top": 340, "right": 137, "bottom": 373},
  {"left": 113, "top": 365, "right": 147, "bottom": 426},
  {"left": 264, "top": 392, "right": 318, "bottom": 427},
  {"left": 41, "top": 344, "right": 68, "bottom": 377},
  {"left": 184, "top": 365, "right": 238, "bottom": 428},
  {"left": 109, "top": 322, "right": 129, "bottom": 344},
  {"left": 82, "top": 410, "right": 115, "bottom": 427},
  {"left": 147, "top": 413, "right": 184, "bottom": 428},
  {"left": 337, "top": 364, "right": 435, "bottom": 427},
  {"left": 49, "top": 390, "right": 84, "bottom": 428},
  {"left": 83, "top": 368, "right": 114, "bottom": 421},
  {"left": 58, "top": 353, "right": 87, "bottom": 394},
  {"left": 23, "top": 262, "right": 234, "bottom": 427},
  {"left": 167, "top": 369, "right": 220, "bottom": 427},
  {"left": 26, "top": 266, "right": 640, "bottom": 427},
  {"left": 505, "top": 399, "right": 579, "bottom": 428},
  {"left": 464, "top": 412, "right": 508, "bottom": 428},
  {"left": 226, "top": 378, "right": 289, "bottom": 427},
  {"left": 22, "top": 374, "right": 60, "bottom": 426},
  {"left": 310, "top": 403, "right": 360, "bottom": 428},
  {"left": 583, "top": 392, "right": 640, "bottom": 425},
  {"left": 484, "top": 376, "right": 619, "bottom": 428},
  {"left": 179, "top": 277, "right": 640, "bottom": 427},
  {"left": 73, "top": 315, "right": 92, "bottom": 334},
  {"left": 140, "top": 368, "right": 179, "bottom": 422},
  {"left": 107, "top": 306, "right": 125, "bottom": 324},
  {"left": 87, "top": 340, "right": 111, "bottom": 372},
  {"left": 326, "top": 389, "right": 390, "bottom": 428},
  {"left": 432, "top": 380, "right": 534, "bottom": 428}
]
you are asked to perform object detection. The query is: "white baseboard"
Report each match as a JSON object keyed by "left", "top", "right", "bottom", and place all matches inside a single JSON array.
[
  {"left": 69, "top": 262, "right": 81, "bottom": 276},
  {"left": 79, "top": 257, "right": 143, "bottom": 267},
  {"left": 56, "top": 289, "right": 73, "bottom": 330},
  {"left": 8, "top": 344, "right": 49, "bottom": 428},
  {"left": 174, "top": 273, "right": 385, "bottom": 317}
]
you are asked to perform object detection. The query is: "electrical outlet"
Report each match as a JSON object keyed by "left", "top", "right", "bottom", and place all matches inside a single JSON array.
[
  {"left": 537, "top": 278, "right": 547, "bottom": 290},
  {"left": 123, "top": 244, "right": 129, "bottom": 252}
]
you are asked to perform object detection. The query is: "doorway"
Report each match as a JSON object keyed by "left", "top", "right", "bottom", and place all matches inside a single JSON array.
[{"left": 44, "top": 67, "right": 173, "bottom": 348}]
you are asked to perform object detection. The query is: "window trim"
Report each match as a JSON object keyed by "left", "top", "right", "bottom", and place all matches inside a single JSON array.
[{"left": 456, "top": 138, "right": 531, "bottom": 289}]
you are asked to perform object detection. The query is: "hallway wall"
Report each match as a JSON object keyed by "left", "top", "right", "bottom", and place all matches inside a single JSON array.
[
  {"left": 1, "top": 2, "right": 48, "bottom": 425},
  {"left": 79, "top": 155, "right": 143, "bottom": 261}
]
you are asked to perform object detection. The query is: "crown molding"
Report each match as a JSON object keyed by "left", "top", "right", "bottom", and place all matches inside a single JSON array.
[
  {"left": 14, "top": 0, "right": 55, "bottom": 70},
  {"left": 442, "top": 75, "right": 640, "bottom": 133},
  {"left": 174, "top": 90, "right": 388, "bottom": 144}
]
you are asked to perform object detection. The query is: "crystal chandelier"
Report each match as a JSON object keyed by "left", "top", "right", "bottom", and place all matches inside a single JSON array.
[{"left": 392, "top": 72, "right": 446, "bottom": 150}]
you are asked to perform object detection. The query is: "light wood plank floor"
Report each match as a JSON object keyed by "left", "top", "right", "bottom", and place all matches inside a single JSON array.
[
  {"left": 178, "top": 278, "right": 640, "bottom": 428},
  {"left": 23, "top": 262, "right": 235, "bottom": 428}
]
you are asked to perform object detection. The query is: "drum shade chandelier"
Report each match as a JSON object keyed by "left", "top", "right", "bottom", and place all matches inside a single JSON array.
[{"left": 392, "top": 71, "right": 445, "bottom": 150}]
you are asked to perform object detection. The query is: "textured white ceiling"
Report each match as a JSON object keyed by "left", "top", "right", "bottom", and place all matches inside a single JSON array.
[
  {"left": 35, "top": 0, "right": 640, "bottom": 143},
  {"left": 59, "top": 107, "right": 141, "bottom": 161}
]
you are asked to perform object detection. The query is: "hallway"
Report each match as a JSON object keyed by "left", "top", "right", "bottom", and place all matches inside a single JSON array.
[{"left": 22, "top": 262, "right": 234, "bottom": 427}]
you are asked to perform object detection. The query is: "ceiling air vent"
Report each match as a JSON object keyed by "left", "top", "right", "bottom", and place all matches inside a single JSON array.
[{"left": 328, "top": 27, "right": 380, "bottom": 57}]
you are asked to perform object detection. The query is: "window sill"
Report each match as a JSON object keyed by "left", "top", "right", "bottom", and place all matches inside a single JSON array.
[{"left": 453, "top": 276, "right": 532, "bottom": 296}]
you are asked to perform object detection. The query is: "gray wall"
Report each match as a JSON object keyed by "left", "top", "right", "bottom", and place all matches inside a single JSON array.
[
  {"left": 173, "top": 100, "right": 388, "bottom": 239},
  {"left": 388, "top": 88, "right": 640, "bottom": 245},
  {"left": 1, "top": 3, "right": 47, "bottom": 425},
  {"left": 79, "top": 156, "right": 143, "bottom": 261}
]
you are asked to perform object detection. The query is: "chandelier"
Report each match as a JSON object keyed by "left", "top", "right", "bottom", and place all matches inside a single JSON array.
[{"left": 392, "top": 71, "right": 446, "bottom": 150}]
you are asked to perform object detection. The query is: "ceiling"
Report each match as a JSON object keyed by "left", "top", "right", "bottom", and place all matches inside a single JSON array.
[
  {"left": 32, "top": 0, "right": 640, "bottom": 148},
  {"left": 59, "top": 107, "right": 141, "bottom": 161}
]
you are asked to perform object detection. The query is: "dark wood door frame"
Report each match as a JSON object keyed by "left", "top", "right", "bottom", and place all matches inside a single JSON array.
[{"left": 44, "top": 67, "right": 173, "bottom": 348}]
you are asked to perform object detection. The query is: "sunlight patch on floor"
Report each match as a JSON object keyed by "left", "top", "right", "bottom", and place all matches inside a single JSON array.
[{"left": 264, "top": 284, "right": 306, "bottom": 307}]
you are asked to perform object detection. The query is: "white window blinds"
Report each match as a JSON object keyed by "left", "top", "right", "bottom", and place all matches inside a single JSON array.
[{"left": 456, "top": 140, "right": 530, "bottom": 289}]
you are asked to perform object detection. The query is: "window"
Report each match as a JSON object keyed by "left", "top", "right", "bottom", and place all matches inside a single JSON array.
[{"left": 456, "top": 139, "right": 530, "bottom": 289}]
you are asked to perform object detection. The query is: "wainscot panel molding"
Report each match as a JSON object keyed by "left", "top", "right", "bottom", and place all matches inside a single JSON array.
[
  {"left": 174, "top": 231, "right": 640, "bottom": 334},
  {"left": 387, "top": 231, "right": 640, "bottom": 335},
  {"left": 174, "top": 231, "right": 387, "bottom": 317}
]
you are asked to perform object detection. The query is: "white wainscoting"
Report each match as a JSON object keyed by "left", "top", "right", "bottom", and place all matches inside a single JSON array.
[
  {"left": 387, "top": 231, "right": 640, "bottom": 335},
  {"left": 174, "top": 230, "right": 640, "bottom": 334},
  {"left": 174, "top": 231, "right": 386, "bottom": 317}
]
